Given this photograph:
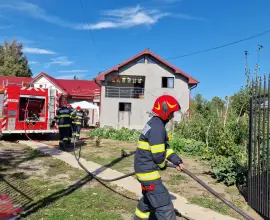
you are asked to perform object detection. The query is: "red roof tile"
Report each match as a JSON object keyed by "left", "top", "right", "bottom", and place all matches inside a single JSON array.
[
  {"left": 0, "top": 73, "right": 100, "bottom": 99},
  {"left": 31, "top": 72, "right": 100, "bottom": 98},
  {"left": 0, "top": 76, "right": 32, "bottom": 86},
  {"left": 57, "top": 79, "right": 100, "bottom": 97},
  {"left": 95, "top": 48, "right": 199, "bottom": 86}
]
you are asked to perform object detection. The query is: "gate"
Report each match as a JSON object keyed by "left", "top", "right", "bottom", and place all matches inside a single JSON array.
[{"left": 248, "top": 75, "right": 270, "bottom": 219}]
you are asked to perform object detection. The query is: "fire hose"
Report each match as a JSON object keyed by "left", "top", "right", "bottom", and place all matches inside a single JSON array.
[
  {"left": 72, "top": 136, "right": 254, "bottom": 220},
  {"left": 22, "top": 103, "right": 253, "bottom": 220}
]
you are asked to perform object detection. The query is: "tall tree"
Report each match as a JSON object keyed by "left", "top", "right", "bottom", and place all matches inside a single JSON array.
[{"left": 0, "top": 40, "right": 32, "bottom": 77}]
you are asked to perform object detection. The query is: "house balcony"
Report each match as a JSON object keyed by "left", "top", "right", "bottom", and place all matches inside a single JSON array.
[{"left": 105, "top": 86, "right": 144, "bottom": 99}]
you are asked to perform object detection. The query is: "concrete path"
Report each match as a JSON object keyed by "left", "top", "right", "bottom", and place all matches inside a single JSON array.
[{"left": 20, "top": 140, "right": 237, "bottom": 220}]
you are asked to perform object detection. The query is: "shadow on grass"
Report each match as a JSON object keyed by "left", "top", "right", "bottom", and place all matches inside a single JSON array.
[
  {"left": 0, "top": 173, "right": 43, "bottom": 219},
  {"left": 21, "top": 175, "right": 92, "bottom": 217},
  {"left": 21, "top": 147, "right": 138, "bottom": 218},
  {"left": 0, "top": 145, "right": 49, "bottom": 173},
  {"left": 1, "top": 139, "right": 189, "bottom": 219}
]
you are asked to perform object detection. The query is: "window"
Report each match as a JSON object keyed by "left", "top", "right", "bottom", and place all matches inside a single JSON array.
[
  {"left": 136, "top": 57, "right": 145, "bottom": 64},
  {"left": 148, "top": 57, "right": 156, "bottom": 64},
  {"left": 162, "top": 77, "right": 174, "bottom": 88},
  {"left": 119, "top": 102, "right": 131, "bottom": 112}
]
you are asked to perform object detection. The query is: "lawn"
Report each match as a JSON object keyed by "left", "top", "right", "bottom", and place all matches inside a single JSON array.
[
  {"left": 53, "top": 137, "right": 262, "bottom": 220},
  {"left": 0, "top": 141, "right": 141, "bottom": 220}
]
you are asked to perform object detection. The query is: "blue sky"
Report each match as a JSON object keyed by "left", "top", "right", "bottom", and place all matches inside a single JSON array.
[{"left": 0, "top": 0, "right": 270, "bottom": 100}]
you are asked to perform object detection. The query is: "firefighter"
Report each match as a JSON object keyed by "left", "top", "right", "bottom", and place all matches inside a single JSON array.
[
  {"left": 72, "top": 106, "right": 84, "bottom": 140},
  {"left": 134, "top": 95, "right": 184, "bottom": 220},
  {"left": 51, "top": 104, "right": 74, "bottom": 150},
  {"left": 67, "top": 104, "right": 75, "bottom": 144}
]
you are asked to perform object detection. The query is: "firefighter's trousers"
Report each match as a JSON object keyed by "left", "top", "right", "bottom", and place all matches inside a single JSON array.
[
  {"left": 134, "top": 182, "right": 176, "bottom": 220},
  {"left": 59, "top": 126, "right": 70, "bottom": 149},
  {"left": 69, "top": 123, "right": 75, "bottom": 141},
  {"left": 74, "top": 124, "right": 81, "bottom": 140}
]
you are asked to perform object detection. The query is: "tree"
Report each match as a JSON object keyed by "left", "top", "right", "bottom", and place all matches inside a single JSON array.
[
  {"left": 0, "top": 40, "right": 32, "bottom": 77},
  {"left": 230, "top": 87, "right": 250, "bottom": 117}
]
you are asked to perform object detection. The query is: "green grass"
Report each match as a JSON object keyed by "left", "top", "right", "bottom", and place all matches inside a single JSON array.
[
  {"left": 0, "top": 144, "right": 138, "bottom": 220},
  {"left": 23, "top": 180, "right": 137, "bottom": 220},
  {"left": 188, "top": 196, "right": 230, "bottom": 216},
  {"left": 188, "top": 196, "right": 245, "bottom": 220},
  {"left": 169, "top": 173, "right": 188, "bottom": 184}
]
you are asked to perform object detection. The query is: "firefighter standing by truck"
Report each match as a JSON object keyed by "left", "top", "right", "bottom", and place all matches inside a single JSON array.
[
  {"left": 134, "top": 95, "right": 184, "bottom": 220},
  {"left": 51, "top": 104, "right": 74, "bottom": 150},
  {"left": 67, "top": 104, "right": 75, "bottom": 144},
  {"left": 72, "top": 106, "right": 84, "bottom": 140}
]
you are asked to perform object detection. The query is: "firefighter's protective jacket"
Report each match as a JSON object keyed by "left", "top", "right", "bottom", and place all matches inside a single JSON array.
[
  {"left": 54, "top": 106, "right": 74, "bottom": 128},
  {"left": 134, "top": 116, "right": 183, "bottom": 184},
  {"left": 72, "top": 110, "right": 84, "bottom": 125}
]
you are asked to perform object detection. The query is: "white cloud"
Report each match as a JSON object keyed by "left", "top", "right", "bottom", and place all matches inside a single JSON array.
[
  {"left": 0, "top": 1, "right": 75, "bottom": 29},
  {"left": 58, "top": 70, "right": 88, "bottom": 73},
  {"left": 77, "top": 5, "right": 170, "bottom": 30},
  {"left": 0, "top": 1, "right": 202, "bottom": 31},
  {"left": 28, "top": 61, "right": 39, "bottom": 64},
  {"left": 23, "top": 47, "right": 56, "bottom": 54},
  {"left": 45, "top": 56, "right": 73, "bottom": 68}
]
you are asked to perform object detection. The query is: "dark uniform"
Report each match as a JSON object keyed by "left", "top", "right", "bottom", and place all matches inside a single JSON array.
[
  {"left": 53, "top": 105, "right": 74, "bottom": 150},
  {"left": 72, "top": 109, "right": 84, "bottom": 140},
  {"left": 69, "top": 107, "right": 75, "bottom": 143},
  {"left": 134, "top": 116, "right": 183, "bottom": 220}
]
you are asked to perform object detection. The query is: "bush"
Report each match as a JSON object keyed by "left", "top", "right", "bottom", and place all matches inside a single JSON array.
[
  {"left": 89, "top": 115, "right": 249, "bottom": 187},
  {"left": 88, "top": 127, "right": 140, "bottom": 141},
  {"left": 174, "top": 92, "right": 250, "bottom": 186},
  {"left": 209, "top": 150, "right": 248, "bottom": 186},
  {"left": 169, "top": 137, "right": 207, "bottom": 157}
]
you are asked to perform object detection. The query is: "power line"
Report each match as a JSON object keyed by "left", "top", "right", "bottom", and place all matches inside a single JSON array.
[
  {"left": 165, "top": 29, "right": 270, "bottom": 60},
  {"left": 78, "top": 0, "right": 101, "bottom": 65},
  {"left": 77, "top": 28, "right": 270, "bottom": 80}
]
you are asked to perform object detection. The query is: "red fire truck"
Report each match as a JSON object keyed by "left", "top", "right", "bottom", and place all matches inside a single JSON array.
[{"left": 0, "top": 82, "right": 59, "bottom": 137}]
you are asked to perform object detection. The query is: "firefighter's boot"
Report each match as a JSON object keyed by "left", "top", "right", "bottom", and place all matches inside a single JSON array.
[
  {"left": 59, "top": 141, "right": 64, "bottom": 151},
  {"left": 134, "top": 183, "right": 176, "bottom": 220}
]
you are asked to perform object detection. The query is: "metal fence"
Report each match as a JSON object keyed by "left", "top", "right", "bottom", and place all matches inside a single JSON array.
[
  {"left": 248, "top": 75, "right": 270, "bottom": 219},
  {"left": 105, "top": 86, "right": 144, "bottom": 99}
]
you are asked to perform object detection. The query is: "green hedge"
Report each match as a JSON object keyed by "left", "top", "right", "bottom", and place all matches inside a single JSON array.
[
  {"left": 88, "top": 127, "right": 247, "bottom": 186},
  {"left": 89, "top": 127, "right": 140, "bottom": 141}
]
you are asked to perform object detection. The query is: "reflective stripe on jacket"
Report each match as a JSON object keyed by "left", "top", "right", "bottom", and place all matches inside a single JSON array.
[
  {"left": 134, "top": 116, "right": 182, "bottom": 184},
  {"left": 54, "top": 107, "right": 74, "bottom": 127},
  {"left": 72, "top": 110, "right": 84, "bottom": 125}
]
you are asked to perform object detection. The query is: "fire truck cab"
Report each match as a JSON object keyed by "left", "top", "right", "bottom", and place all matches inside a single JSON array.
[{"left": 0, "top": 82, "right": 59, "bottom": 136}]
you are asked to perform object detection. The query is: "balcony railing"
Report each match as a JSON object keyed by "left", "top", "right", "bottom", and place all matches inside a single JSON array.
[{"left": 105, "top": 86, "right": 144, "bottom": 99}]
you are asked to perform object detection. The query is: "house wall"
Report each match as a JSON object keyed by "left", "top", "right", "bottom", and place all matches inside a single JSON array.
[
  {"left": 33, "top": 76, "right": 63, "bottom": 94},
  {"left": 99, "top": 56, "right": 191, "bottom": 130}
]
